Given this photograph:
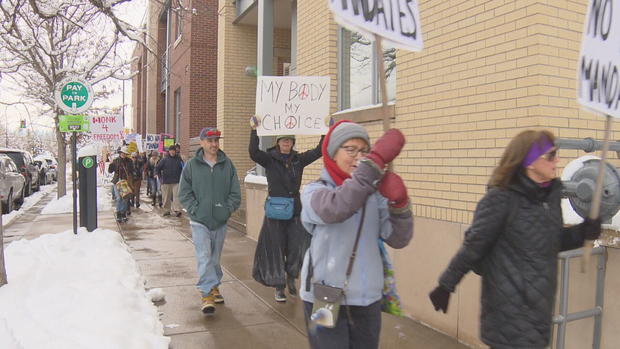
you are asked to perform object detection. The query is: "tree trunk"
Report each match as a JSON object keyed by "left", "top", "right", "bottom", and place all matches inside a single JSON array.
[
  {"left": 54, "top": 113, "right": 67, "bottom": 198},
  {"left": 0, "top": 201, "right": 7, "bottom": 287}
]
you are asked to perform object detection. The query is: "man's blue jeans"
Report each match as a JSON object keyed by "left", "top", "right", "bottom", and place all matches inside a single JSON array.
[
  {"left": 112, "top": 184, "right": 128, "bottom": 213},
  {"left": 190, "top": 221, "right": 227, "bottom": 297}
]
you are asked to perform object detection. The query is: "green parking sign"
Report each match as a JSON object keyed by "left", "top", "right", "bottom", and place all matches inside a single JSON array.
[
  {"left": 59, "top": 115, "right": 90, "bottom": 133},
  {"left": 82, "top": 156, "right": 94, "bottom": 169},
  {"left": 55, "top": 76, "right": 94, "bottom": 114}
]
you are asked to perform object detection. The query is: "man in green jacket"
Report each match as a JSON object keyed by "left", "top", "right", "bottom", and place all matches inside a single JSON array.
[{"left": 178, "top": 127, "right": 241, "bottom": 315}]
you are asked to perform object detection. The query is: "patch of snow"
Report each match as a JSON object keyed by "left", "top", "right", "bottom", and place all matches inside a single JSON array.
[
  {"left": 146, "top": 288, "right": 166, "bottom": 303},
  {"left": 0, "top": 228, "right": 170, "bottom": 349},
  {"left": 41, "top": 186, "right": 112, "bottom": 214},
  {"left": 2, "top": 184, "right": 56, "bottom": 227},
  {"left": 244, "top": 173, "right": 267, "bottom": 185}
]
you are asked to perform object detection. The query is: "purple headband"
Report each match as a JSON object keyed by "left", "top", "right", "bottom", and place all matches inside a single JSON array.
[{"left": 522, "top": 136, "right": 554, "bottom": 167}]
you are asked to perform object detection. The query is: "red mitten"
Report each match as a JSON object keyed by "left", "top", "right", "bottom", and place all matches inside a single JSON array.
[
  {"left": 365, "top": 129, "right": 405, "bottom": 169},
  {"left": 378, "top": 171, "right": 409, "bottom": 208}
]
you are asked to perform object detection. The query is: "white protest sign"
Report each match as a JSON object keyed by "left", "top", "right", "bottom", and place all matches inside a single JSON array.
[
  {"left": 89, "top": 114, "right": 124, "bottom": 141},
  {"left": 328, "top": 0, "right": 423, "bottom": 52},
  {"left": 255, "top": 76, "right": 330, "bottom": 136},
  {"left": 145, "top": 134, "right": 161, "bottom": 152},
  {"left": 578, "top": 0, "right": 620, "bottom": 118}
]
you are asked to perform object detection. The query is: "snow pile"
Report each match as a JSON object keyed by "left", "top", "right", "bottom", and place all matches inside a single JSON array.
[
  {"left": 0, "top": 228, "right": 170, "bottom": 349},
  {"left": 146, "top": 288, "right": 166, "bottom": 302},
  {"left": 2, "top": 184, "right": 57, "bottom": 227},
  {"left": 41, "top": 186, "right": 112, "bottom": 214}
]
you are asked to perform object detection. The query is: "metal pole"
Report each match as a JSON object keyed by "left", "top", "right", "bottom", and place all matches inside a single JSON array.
[
  {"left": 584, "top": 114, "right": 612, "bottom": 271},
  {"left": 593, "top": 248, "right": 607, "bottom": 349},
  {"left": 556, "top": 256, "right": 570, "bottom": 349},
  {"left": 72, "top": 133, "right": 77, "bottom": 235}
]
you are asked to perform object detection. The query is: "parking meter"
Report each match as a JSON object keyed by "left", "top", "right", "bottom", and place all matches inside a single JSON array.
[{"left": 78, "top": 155, "right": 97, "bottom": 232}]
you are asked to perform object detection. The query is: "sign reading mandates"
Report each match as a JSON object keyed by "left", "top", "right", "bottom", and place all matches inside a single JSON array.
[
  {"left": 55, "top": 76, "right": 94, "bottom": 114},
  {"left": 59, "top": 115, "right": 90, "bottom": 133},
  {"left": 578, "top": 0, "right": 620, "bottom": 118}
]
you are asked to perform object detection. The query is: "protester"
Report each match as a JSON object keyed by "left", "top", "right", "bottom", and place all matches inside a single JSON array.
[
  {"left": 108, "top": 146, "right": 135, "bottom": 223},
  {"left": 155, "top": 144, "right": 184, "bottom": 217},
  {"left": 130, "top": 152, "right": 146, "bottom": 208},
  {"left": 146, "top": 151, "right": 162, "bottom": 207},
  {"left": 249, "top": 116, "right": 324, "bottom": 302},
  {"left": 299, "top": 120, "right": 413, "bottom": 349},
  {"left": 178, "top": 127, "right": 241, "bottom": 315},
  {"left": 429, "top": 129, "right": 602, "bottom": 349}
]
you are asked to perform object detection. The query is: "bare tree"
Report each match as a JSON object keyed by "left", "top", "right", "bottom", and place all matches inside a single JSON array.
[{"left": 0, "top": 0, "right": 145, "bottom": 198}]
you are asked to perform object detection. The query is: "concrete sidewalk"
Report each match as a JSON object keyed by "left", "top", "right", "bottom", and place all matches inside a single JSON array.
[{"left": 3, "top": 187, "right": 471, "bottom": 349}]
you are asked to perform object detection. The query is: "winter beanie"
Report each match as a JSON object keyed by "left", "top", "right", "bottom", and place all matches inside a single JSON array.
[
  {"left": 322, "top": 120, "right": 369, "bottom": 186},
  {"left": 326, "top": 122, "right": 370, "bottom": 158}
]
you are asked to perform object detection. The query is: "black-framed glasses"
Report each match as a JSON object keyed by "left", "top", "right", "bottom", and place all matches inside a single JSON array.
[
  {"left": 541, "top": 148, "right": 558, "bottom": 162},
  {"left": 340, "top": 145, "right": 370, "bottom": 157}
]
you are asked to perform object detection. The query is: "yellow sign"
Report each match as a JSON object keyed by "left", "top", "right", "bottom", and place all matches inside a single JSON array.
[{"left": 127, "top": 142, "right": 138, "bottom": 154}]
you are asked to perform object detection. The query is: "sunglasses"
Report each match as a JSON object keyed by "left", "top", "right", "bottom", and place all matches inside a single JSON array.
[{"left": 541, "top": 148, "right": 558, "bottom": 162}]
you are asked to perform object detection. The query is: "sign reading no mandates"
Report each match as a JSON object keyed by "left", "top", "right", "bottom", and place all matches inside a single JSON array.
[
  {"left": 255, "top": 76, "right": 330, "bottom": 136},
  {"left": 329, "top": 0, "right": 424, "bottom": 52},
  {"left": 55, "top": 76, "right": 94, "bottom": 114},
  {"left": 578, "top": 0, "right": 620, "bottom": 118}
]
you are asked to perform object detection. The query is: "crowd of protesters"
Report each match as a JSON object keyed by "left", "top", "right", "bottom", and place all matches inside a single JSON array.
[{"left": 104, "top": 121, "right": 600, "bottom": 349}]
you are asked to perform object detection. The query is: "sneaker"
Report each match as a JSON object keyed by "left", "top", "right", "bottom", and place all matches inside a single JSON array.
[
  {"left": 210, "top": 287, "right": 224, "bottom": 304},
  {"left": 163, "top": 212, "right": 171, "bottom": 217},
  {"left": 275, "top": 287, "right": 287, "bottom": 302},
  {"left": 201, "top": 295, "right": 216, "bottom": 315},
  {"left": 287, "top": 276, "right": 297, "bottom": 297}
]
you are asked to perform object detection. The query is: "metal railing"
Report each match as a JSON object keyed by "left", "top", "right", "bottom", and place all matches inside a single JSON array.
[{"left": 552, "top": 246, "right": 606, "bottom": 349}]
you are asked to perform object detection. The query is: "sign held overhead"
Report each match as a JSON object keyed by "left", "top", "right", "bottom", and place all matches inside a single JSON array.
[
  {"left": 255, "top": 76, "right": 330, "bottom": 136},
  {"left": 328, "top": 0, "right": 424, "bottom": 52},
  {"left": 578, "top": 0, "right": 620, "bottom": 118}
]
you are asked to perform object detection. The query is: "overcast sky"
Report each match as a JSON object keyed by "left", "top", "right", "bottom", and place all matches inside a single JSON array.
[{"left": 0, "top": 0, "right": 146, "bottom": 133}]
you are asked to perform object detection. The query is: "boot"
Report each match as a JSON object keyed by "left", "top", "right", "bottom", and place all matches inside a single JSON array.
[
  {"left": 151, "top": 195, "right": 157, "bottom": 206},
  {"left": 115, "top": 212, "right": 123, "bottom": 223},
  {"left": 121, "top": 211, "right": 128, "bottom": 222},
  {"left": 275, "top": 287, "right": 287, "bottom": 302}
]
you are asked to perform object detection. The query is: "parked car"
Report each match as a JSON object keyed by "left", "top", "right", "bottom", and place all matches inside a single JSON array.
[
  {"left": 0, "top": 154, "right": 26, "bottom": 214},
  {"left": 0, "top": 148, "right": 40, "bottom": 196},
  {"left": 39, "top": 154, "right": 58, "bottom": 181},
  {"left": 34, "top": 157, "right": 54, "bottom": 185}
]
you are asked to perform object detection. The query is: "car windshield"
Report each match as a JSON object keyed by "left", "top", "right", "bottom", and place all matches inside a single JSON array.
[{"left": 3, "top": 152, "right": 24, "bottom": 168}]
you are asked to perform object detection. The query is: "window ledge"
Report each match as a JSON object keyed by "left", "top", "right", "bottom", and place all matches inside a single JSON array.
[{"left": 333, "top": 102, "right": 395, "bottom": 123}]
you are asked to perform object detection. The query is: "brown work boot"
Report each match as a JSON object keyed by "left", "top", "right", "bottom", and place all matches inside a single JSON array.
[
  {"left": 201, "top": 295, "right": 216, "bottom": 315},
  {"left": 210, "top": 286, "right": 224, "bottom": 304}
]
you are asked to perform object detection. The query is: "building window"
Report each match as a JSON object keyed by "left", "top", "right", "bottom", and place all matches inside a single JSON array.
[
  {"left": 338, "top": 28, "right": 396, "bottom": 111},
  {"left": 175, "top": 11, "right": 182, "bottom": 40},
  {"left": 174, "top": 88, "right": 181, "bottom": 142}
]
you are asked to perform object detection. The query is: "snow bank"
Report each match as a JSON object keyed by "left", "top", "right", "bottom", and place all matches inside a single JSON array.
[
  {"left": 2, "top": 184, "right": 56, "bottom": 227},
  {"left": 0, "top": 228, "right": 170, "bottom": 349},
  {"left": 41, "top": 186, "right": 112, "bottom": 214}
]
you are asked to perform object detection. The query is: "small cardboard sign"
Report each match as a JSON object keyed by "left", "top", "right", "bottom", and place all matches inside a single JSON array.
[
  {"left": 578, "top": 0, "right": 620, "bottom": 118},
  {"left": 89, "top": 114, "right": 124, "bottom": 141},
  {"left": 328, "top": 0, "right": 424, "bottom": 52},
  {"left": 255, "top": 76, "right": 330, "bottom": 136}
]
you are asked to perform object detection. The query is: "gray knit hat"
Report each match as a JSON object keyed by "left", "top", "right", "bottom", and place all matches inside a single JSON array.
[{"left": 327, "top": 122, "right": 370, "bottom": 158}]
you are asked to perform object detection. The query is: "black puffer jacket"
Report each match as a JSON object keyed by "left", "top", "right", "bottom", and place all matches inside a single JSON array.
[
  {"left": 439, "top": 173, "right": 585, "bottom": 349},
  {"left": 249, "top": 130, "right": 323, "bottom": 216}
]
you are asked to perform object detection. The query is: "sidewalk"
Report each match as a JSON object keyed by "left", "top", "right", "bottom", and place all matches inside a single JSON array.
[{"left": 3, "top": 188, "right": 471, "bottom": 349}]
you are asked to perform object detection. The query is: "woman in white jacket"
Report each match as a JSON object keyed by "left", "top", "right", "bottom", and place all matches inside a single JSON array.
[{"left": 300, "top": 120, "right": 414, "bottom": 349}]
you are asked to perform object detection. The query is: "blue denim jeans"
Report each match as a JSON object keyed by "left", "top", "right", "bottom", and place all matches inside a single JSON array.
[
  {"left": 190, "top": 221, "right": 228, "bottom": 297},
  {"left": 112, "top": 184, "right": 128, "bottom": 213}
]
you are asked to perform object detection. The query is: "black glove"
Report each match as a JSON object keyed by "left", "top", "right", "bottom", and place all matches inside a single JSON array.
[
  {"left": 429, "top": 285, "right": 451, "bottom": 313},
  {"left": 582, "top": 217, "right": 602, "bottom": 240}
]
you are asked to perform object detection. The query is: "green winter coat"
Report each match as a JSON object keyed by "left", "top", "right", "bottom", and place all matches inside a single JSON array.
[{"left": 178, "top": 148, "right": 241, "bottom": 230}]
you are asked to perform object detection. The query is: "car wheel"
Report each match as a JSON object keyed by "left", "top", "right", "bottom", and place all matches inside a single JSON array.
[
  {"left": 34, "top": 176, "right": 41, "bottom": 192},
  {"left": 24, "top": 178, "right": 31, "bottom": 197},
  {"left": 2, "top": 190, "right": 13, "bottom": 214},
  {"left": 15, "top": 186, "right": 25, "bottom": 207}
]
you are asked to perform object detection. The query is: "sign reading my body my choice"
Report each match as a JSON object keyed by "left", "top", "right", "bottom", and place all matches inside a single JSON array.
[
  {"left": 329, "top": 0, "right": 424, "bottom": 52},
  {"left": 578, "top": 0, "right": 620, "bottom": 118},
  {"left": 255, "top": 76, "right": 330, "bottom": 136}
]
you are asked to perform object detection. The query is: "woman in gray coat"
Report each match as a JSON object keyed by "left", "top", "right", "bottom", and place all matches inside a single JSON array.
[{"left": 429, "top": 130, "right": 601, "bottom": 349}]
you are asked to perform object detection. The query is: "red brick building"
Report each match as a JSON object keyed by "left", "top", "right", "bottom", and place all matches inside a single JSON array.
[{"left": 131, "top": 1, "right": 218, "bottom": 154}]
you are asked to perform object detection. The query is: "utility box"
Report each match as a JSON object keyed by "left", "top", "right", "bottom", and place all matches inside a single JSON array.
[{"left": 78, "top": 155, "right": 97, "bottom": 232}]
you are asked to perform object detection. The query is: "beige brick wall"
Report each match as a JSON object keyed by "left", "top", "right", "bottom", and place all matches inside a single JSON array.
[{"left": 217, "top": 0, "right": 258, "bottom": 221}]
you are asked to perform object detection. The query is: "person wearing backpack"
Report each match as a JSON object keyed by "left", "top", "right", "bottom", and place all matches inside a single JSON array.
[
  {"left": 248, "top": 116, "right": 324, "bottom": 302},
  {"left": 429, "top": 130, "right": 602, "bottom": 349}
]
